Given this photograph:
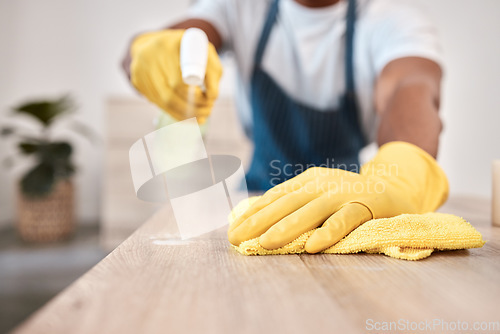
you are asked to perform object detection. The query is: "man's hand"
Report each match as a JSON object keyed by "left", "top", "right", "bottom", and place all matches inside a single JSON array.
[
  {"left": 125, "top": 28, "right": 222, "bottom": 124},
  {"left": 228, "top": 142, "right": 449, "bottom": 253}
]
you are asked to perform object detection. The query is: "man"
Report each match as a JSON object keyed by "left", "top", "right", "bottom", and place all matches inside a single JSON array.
[{"left": 123, "top": 0, "right": 449, "bottom": 253}]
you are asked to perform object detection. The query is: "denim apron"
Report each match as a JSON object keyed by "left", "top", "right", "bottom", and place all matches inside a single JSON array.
[{"left": 245, "top": 0, "right": 366, "bottom": 191}]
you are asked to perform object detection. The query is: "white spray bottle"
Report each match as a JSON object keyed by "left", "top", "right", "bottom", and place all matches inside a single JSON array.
[
  {"left": 180, "top": 28, "right": 209, "bottom": 89},
  {"left": 156, "top": 27, "right": 210, "bottom": 132},
  {"left": 156, "top": 28, "right": 210, "bottom": 130}
]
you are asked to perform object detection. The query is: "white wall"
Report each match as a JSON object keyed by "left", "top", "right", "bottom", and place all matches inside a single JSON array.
[
  {"left": 417, "top": 0, "right": 500, "bottom": 198},
  {"left": 0, "top": 0, "right": 499, "bottom": 227}
]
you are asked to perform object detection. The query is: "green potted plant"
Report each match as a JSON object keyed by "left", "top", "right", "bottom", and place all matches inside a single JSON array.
[{"left": 1, "top": 95, "right": 91, "bottom": 242}]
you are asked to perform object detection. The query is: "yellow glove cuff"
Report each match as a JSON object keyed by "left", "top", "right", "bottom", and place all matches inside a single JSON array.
[{"left": 360, "top": 141, "right": 449, "bottom": 217}]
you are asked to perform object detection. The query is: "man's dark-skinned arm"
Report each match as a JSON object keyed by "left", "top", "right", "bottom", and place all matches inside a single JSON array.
[{"left": 374, "top": 56, "right": 443, "bottom": 158}]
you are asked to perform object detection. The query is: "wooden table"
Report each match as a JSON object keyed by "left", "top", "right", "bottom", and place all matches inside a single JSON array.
[{"left": 14, "top": 196, "right": 500, "bottom": 334}]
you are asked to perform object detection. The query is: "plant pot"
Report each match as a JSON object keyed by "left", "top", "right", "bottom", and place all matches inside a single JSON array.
[{"left": 17, "top": 179, "right": 75, "bottom": 242}]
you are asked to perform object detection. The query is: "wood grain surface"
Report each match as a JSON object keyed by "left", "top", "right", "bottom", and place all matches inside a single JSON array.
[{"left": 13, "top": 196, "right": 500, "bottom": 334}]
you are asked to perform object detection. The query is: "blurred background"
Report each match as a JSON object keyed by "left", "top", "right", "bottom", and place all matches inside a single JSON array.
[{"left": 0, "top": 0, "right": 499, "bottom": 332}]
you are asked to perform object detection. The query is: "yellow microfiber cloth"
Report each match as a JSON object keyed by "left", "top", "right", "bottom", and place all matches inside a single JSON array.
[{"left": 228, "top": 197, "right": 486, "bottom": 261}]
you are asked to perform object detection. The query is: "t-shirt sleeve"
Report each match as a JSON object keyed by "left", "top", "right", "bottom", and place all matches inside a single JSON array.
[
  {"left": 186, "top": 0, "right": 232, "bottom": 50},
  {"left": 368, "top": 0, "right": 443, "bottom": 75}
]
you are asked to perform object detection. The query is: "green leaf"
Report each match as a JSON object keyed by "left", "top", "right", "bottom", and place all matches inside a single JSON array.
[
  {"left": 21, "top": 163, "right": 56, "bottom": 197},
  {"left": 57, "top": 160, "right": 76, "bottom": 178},
  {"left": 12, "top": 95, "right": 75, "bottom": 126},
  {"left": 18, "top": 142, "right": 40, "bottom": 155},
  {"left": 36, "top": 142, "right": 75, "bottom": 178},
  {"left": 1, "top": 127, "right": 15, "bottom": 137},
  {"left": 46, "top": 142, "right": 72, "bottom": 160}
]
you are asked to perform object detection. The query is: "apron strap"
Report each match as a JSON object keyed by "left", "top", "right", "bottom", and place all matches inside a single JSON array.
[
  {"left": 345, "top": 0, "right": 357, "bottom": 97},
  {"left": 254, "top": 0, "right": 280, "bottom": 67},
  {"left": 343, "top": 0, "right": 366, "bottom": 146}
]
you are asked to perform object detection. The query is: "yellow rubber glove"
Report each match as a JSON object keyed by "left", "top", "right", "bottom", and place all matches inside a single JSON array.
[
  {"left": 228, "top": 141, "right": 449, "bottom": 253},
  {"left": 130, "top": 29, "right": 223, "bottom": 124}
]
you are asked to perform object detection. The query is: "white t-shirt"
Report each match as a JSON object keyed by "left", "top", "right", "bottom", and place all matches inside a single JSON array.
[{"left": 187, "top": 0, "right": 442, "bottom": 142}]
